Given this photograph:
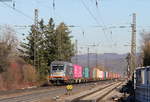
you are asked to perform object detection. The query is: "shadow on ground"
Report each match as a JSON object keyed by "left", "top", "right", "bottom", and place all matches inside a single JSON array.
[{"left": 117, "top": 80, "right": 135, "bottom": 102}]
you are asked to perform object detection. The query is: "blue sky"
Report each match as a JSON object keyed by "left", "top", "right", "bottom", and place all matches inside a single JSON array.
[{"left": 0, "top": 0, "right": 150, "bottom": 54}]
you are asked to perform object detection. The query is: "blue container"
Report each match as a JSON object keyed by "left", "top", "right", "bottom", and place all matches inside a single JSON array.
[
  {"left": 104, "top": 72, "right": 107, "bottom": 80},
  {"left": 83, "top": 67, "right": 89, "bottom": 78}
]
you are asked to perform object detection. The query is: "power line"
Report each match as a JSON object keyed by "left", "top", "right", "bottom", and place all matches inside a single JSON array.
[
  {"left": 81, "top": 0, "right": 101, "bottom": 26},
  {"left": 80, "top": 0, "right": 113, "bottom": 46},
  {"left": 1, "top": 2, "right": 33, "bottom": 21}
]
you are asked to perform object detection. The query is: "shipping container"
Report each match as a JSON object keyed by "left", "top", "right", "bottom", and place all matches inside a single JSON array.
[
  {"left": 97, "top": 69, "right": 101, "bottom": 79},
  {"left": 83, "top": 67, "right": 90, "bottom": 78},
  {"left": 92, "top": 68, "right": 97, "bottom": 79},
  {"left": 106, "top": 72, "right": 109, "bottom": 79},
  {"left": 92, "top": 68, "right": 104, "bottom": 80},
  {"left": 73, "top": 64, "right": 82, "bottom": 79},
  {"left": 104, "top": 72, "right": 108, "bottom": 80},
  {"left": 89, "top": 67, "right": 94, "bottom": 80},
  {"left": 116, "top": 74, "right": 118, "bottom": 78},
  {"left": 108, "top": 72, "right": 113, "bottom": 79},
  {"left": 115, "top": 73, "right": 117, "bottom": 78},
  {"left": 112, "top": 72, "right": 115, "bottom": 79},
  {"left": 98, "top": 70, "right": 104, "bottom": 80},
  {"left": 116, "top": 73, "right": 118, "bottom": 78}
]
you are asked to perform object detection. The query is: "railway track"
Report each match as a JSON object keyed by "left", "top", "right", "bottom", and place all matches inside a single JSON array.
[
  {"left": 0, "top": 80, "right": 115, "bottom": 96},
  {"left": 0, "top": 88, "right": 65, "bottom": 102},
  {"left": 0, "top": 80, "right": 114, "bottom": 102},
  {"left": 65, "top": 81, "right": 122, "bottom": 102}
]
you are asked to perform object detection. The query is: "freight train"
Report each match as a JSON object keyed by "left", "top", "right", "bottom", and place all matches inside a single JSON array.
[{"left": 48, "top": 61, "right": 120, "bottom": 85}]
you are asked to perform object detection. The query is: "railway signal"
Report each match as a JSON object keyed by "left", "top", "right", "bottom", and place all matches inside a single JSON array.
[{"left": 66, "top": 84, "right": 73, "bottom": 95}]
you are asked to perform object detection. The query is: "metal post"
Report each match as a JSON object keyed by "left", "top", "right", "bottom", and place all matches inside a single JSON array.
[
  {"left": 96, "top": 49, "right": 98, "bottom": 67},
  {"left": 34, "top": 9, "right": 38, "bottom": 68},
  {"left": 87, "top": 47, "right": 90, "bottom": 68},
  {"left": 75, "top": 40, "right": 78, "bottom": 64},
  {"left": 130, "top": 13, "right": 136, "bottom": 78}
]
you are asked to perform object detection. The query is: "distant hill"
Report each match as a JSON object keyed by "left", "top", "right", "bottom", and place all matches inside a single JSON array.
[{"left": 71, "top": 53, "right": 128, "bottom": 75}]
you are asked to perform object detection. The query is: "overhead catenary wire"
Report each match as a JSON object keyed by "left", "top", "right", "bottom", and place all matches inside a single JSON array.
[
  {"left": 80, "top": 0, "right": 109, "bottom": 46},
  {"left": 81, "top": 0, "right": 101, "bottom": 26},
  {"left": 92, "top": 0, "right": 115, "bottom": 45},
  {"left": 1, "top": 2, "right": 33, "bottom": 21}
]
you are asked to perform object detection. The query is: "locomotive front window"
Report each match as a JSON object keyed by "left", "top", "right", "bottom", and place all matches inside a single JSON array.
[{"left": 52, "top": 65, "right": 64, "bottom": 71}]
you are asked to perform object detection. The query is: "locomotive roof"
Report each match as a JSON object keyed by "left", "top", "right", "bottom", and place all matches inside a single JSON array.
[
  {"left": 136, "top": 66, "right": 150, "bottom": 70},
  {"left": 51, "top": 61, "right": 73, "bottom": 66}
]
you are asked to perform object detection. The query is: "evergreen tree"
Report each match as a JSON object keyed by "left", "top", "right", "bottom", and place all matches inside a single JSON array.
[
  {"left": 19, "top": 18, "right": 75, "bottom": 79},
  {"left": 19, "top": 21, "right": 45, "bottom": 73},
  {"left": 44, "top": 18, "right": 57, "bottom": 66},
  {"left": 55, "top": 22, "right": 74, "bottom": 61}
]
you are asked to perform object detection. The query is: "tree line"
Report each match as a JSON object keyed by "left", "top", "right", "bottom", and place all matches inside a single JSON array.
[{"left": 0, "top": 26, "right": 18, "bottom": 73}]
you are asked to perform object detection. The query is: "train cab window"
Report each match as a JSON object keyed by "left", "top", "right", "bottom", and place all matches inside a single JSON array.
[{"left": 52, "top": 65, "right": 64, "bottom": 71}]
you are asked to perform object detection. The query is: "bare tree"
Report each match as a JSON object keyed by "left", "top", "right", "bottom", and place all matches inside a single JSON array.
[
  {"left": 1, "top": 25, "right": 18, "bottom": 51},
  {"left": 0, "top": 25, "right": 18, "bottom": 72},
  {"left": 140, "top": 30, "right": 150, "bottom": 66}
]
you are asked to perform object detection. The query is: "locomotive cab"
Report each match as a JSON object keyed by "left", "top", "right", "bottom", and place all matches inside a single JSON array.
[
  {"left": 50, "top": 63, "right": 65, "bottom": 84},
  {"left": 49, "top": 61, "right": 73, "bottom": 84}
]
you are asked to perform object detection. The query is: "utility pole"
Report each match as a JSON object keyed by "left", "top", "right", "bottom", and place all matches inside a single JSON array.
[
  {"left": 34, "top": 9, "right": 39, "bottom": 68},
  {"left": 86, "top": 44, "right": 98, "bottom": 67},
  {"left": 96, "top": 50, "right": 98, "bottom": 67},
  {"left": 87, "top": 47, "right": 90, "bottom": 68},
  {"left": 130, "top": 13, "right": 136, "bottom": 78},
  {"left": 95, "top": 44, "right": 99, "bottom": 67},
  {"left": 57, "top": 29, "right": 62, "bottom": 61},
  {"left": 75, "top": 40, "right": 78, "bottom": 64},
  {"left": 34, "top": 9, "right": 38, "bottom": 27}
]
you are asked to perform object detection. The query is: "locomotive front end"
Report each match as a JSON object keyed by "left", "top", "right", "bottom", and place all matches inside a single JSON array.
[{"left": 49, "top": 62, "right": 66, "bottom": 84}]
